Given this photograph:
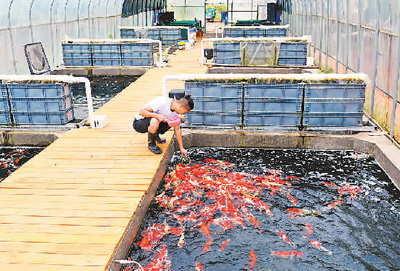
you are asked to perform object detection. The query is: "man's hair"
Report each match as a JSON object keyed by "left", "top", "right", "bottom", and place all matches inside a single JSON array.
[{"left": 178, "top": 95, "right": 194, "bottom": 111}]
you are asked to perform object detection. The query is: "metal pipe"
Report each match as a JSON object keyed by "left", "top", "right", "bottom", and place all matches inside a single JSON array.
[
  {"left": 50, "top": 0, "right": 57, "bottom": 68},
  {"left": 335, "top": 0, "right": 339, "bottom": 73},
  {"left": 325, "top": 0, "right": 329, "bottom": 73},
  {"left": 390, "top": 13, "right": 400, "bottom": 137},
  {"left": 345, "top": 0, "right": 350, "bottom": 73},
  {"left": 8, "top": 0, "right": 17, "bottom": 74},
  {"left": 77, "top": 0, "right": 82, "bottom": 38},
  {"left": 356, "top": 0, "right": 362, "bottom": 72},
  {"left": 370, "top": 0, "right": 380, "bottom": 115},
  {"left": 319, "top": 1, "right": 323, "bottom": 68},
  {"left": 29, "top": 0, "right": 35, "bottom": 42},
  {"left": 162, "top": 73, "right": 370, "bottom": 98},
  {"left": 64, "top": 0, "right": 69, "bottom": 35},
  {"left": 88, "top": 0, "right": 93, "bottom": 39},
  {"left": 0, "top": 75, "right": 95, "bottom": 127},
  {"left": 105, "top": 0, "right": 109, "bottom": 37}
]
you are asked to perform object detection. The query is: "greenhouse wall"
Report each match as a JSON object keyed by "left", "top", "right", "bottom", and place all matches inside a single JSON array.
[
  {"left": 281, "top": 0, "right": 400, "bottom": 142},
  {"left": 0, "top": 0, "right": 163, "bottom": 75}
]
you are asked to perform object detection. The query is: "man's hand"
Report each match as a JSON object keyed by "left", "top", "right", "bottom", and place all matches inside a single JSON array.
[{"left": 180, "top": 148, "right": 188, "bottom": 157}]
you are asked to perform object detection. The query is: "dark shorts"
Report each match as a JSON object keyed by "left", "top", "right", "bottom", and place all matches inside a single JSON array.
[{"left": 133, "top": 118, "right": 171, "bottom": 134}]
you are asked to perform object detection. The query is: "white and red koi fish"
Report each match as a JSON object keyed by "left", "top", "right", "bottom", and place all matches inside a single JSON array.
[
  {"left": 339, "top": 185, "right": 362, "bottom": 199},
  {"left": 287, "top": 208, "right": 320, "bottom": 217},
  {"left": 195, "top": 262, "right": 203, "bottom": 271},
  {"left": 310, "top": 240, "right": 332, "bottom": 255},
  {"left": 304, "top": 223, "right": 312, "bottom": 238},
  {"left": 325, "top": 200, "right": 343, "bottom": 210},
  {"left": 143, "top": 245, "right": 171, "bottom": 270},
  {"left": 271, "top": 250, "right": 303, "bottom": 258},
  {"left": 248, "top": 214, "right": 262, "bottom": 232},
  {"left": 276, "top": 230, "right": 296, "bottom": 248}
]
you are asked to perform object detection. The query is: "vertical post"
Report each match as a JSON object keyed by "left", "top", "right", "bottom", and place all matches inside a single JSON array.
[
  {"left": 390, "top": 14, "right": 400, "bottom": 137},
  {"left": 8, "top": 0, "right": 17, "bottom": 74},
  {"left": 88, "top": 0, "right": 93, "bottom": 39},
  {"left": 325, "top": 0, "right": 329, "bottom": 73},
  {"left": 313, "top": 0, "right": 316, "bottom": 58},
  {"left": 78, "top": 0, "right": 82, "bottom": 38},
  {"left": 50, "top": 0, "right": 57, "bottom": 68},
  {"left": 204, "top": 0, "right": 207, "bottom": 34},
  {"left": 356, "top": 0, "right": 362, "bottom": 72},
  {"left": 226, "top": 0, "right": 229, "bottom": 25},
  {"left": 345, "top": 0, "right": 350, "bottom": 73},
  {"left": 105, "top": 0, "right": 109, "bottom": 37},
  {"left": 319, "top": 1, "right": 323, "bottom": 68},
  {"left": 335, "top": 0, "right": 339, "bottom": 73},
  {"left": 64, "top": 0, "right": 69, "bottom": 36},
  {"left": 370, "top": 0, "right": 380, "bottom": 115}
]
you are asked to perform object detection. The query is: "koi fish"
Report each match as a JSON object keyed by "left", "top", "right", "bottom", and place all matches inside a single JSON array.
[
  {"left": 195, "top": 262, "right": 203, "bottom": 271},
  {"left": 200, "top": 222, "right": 212, "bottom": 240},
  {"left": 272, "top": 250, "right": 303, "bottom": 258},
  {"left": 143, "top": 245, "right": 171, "bottom": 270},
  {"left": 310, "top": 240, "right": 332, "bottom": 255},
  {"left": 177, "top": 232, "right": 185, "bottom": 248},
  {"left": 339, "top": 185, "right": 362, "bottom": 199},
  {"left": 220, "top": 238, "right": 230, "bottom": 251},
  {"left": 203, "top": 239, "right": 213, "bottom": 252},
  {"left": 325, "top": 200, "right": 343, "bottom": 210},
  {"left": 248, "top": 250, "right": 256, "bottom": 269},
  {"left": 268, "top": 169, "right": 281, "bottom": 176},
  {"left": 277, "top": 230, "right": 295, "bottom": 248},
  {"left": 248, "top": 214, "right": 262, "bottom": 232},
  {"left": 323, "top": 182, "right": 338, "bottom": 187},
  {"left": 287, "top": 208, "right": 320, "bottom": 217},
  {"left": 304, "top": 223, "right": 312, "bottom": 238},
  {"left": 137, "top": 224, "right": 164, "bottom": 250}
]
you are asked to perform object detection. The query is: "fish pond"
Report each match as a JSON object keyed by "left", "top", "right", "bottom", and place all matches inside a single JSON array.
[
  {"left": 0, "top": 147, "right": 44, "bottom": 182},
  {"left": 124, "top": 148, "right": 400, "bottom": 271}
]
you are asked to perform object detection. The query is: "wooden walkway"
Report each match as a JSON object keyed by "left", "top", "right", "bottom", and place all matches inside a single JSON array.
[{"left": 0, "top": 42, "right": 206, "bottom": 270}]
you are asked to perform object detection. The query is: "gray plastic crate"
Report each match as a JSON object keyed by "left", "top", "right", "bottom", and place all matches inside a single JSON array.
[
  {"left": 223, "top": 29, "right": 245, "bottom": 37},
  {"left": 304, "top": 98, "right": 364, "bottom": 113},
  {"left": 10, "top": 96, "right": 73, "bottom": 113},
  {"left": 214, "top": 57, "right": 242, "bottom": 65},
  {"left": 0, "top": 85, "right": 10, "bottom": 112},
  {"left": 120, "top": 29, "right": 134, "bottom": 38},
  {"left": 214, "top": 42, "right": 241, "bottom": 51},
  {"left": 266, "top": 28, "right": 287, "bottom": 37},
  {"left": 92, "top": 58, "right": 121, "bottom": 66},
  {"left": 7, "top": 83, "right": 72, "bottom": 98},
  {"left": 304, "top": 84, "right": 366, "bottom": 99},
  {"left": 244, "top": 112, "right": 301, "bottom": 127},
  {"left": 245, "top": 29, "right": 266, "bottom": 37},
  {"left": 0, "top": 113, "right": 12, "bottom": 125},
  {"left": 185, "top": 82, "right": 242, "bottom": 126},
  {"left": 303, "top": 113, "right": 363, "bottom": 127},
  {"left": 12, "top": 109, "right": 74, "bottom": 125},
  {"left": 278, "top": 58, "right": 307, "bottom": 65},
  {"left": 121, "top": 58, "right": 153, "bottom": 66},
  {"left": 63, "top": 58, "right": 92, "bottom": 66},
  {"left": 62, "top": 43, "right": 92, "bottom": 66}
]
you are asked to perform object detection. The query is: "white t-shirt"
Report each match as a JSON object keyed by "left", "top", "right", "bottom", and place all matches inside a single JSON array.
[{"left": 135, "top": 96, "right": 179, "bottom": 120}]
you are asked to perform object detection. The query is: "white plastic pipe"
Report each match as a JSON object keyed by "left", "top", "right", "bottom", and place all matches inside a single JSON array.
[
  {"left": 0, "top": 74, "right": 95, "bottom": 127},
  {"left": 162, "top": 73, "right": 370, "bottom": 97}
]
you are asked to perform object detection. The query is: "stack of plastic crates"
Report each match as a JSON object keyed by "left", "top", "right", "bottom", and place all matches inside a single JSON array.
[
  {"left": 185, "top": 81, "right": 242, "bottom": 126},
  {"left": 278, "top": 42, "right": 308, "bottom": 66},
  {"left": 0, "top": 85, "right": 11, "bottom": 125},
  {"left": 7, "top": 83, "right": 74, "bottom": 125},
  {"left": 92, "top": 43, "right": 121, "bottom": 66},
  {"left": 303, "top": 84, "right": 366, "bottom": 127},
  {"left": 121, "top": 43, "right": 153, "bottom": 66},
  {"left": 213, "top": 42, "right": 241, "bottom": 65},
  {"left": 243, "top": 84, "right": 303, "bottom": 127},
  {"left": 161, "top": 28, "right": 181, "bottom": 46},
  {"left": 62, "top": 43, "right": 92, "bottom": 66}
]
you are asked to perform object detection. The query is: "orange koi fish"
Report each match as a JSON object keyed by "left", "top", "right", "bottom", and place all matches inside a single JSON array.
[
  {"left": 137, "top": 224, "right": 164, "bottom": 250},
  {"left": 220, "top": 238, "right": 230, "bottom": 251},
  {"left": 304, "top": 223, "right": 312, "bottom": 238},
  {"left": 195, "top": 262, "right": 203, "bottom": 271},
  {"left": 203, "top": 239, "right": 213, "bottom": 252},
  {"left": 287, "top": 208, "right": 320, "bottom": 217},
  {"left": 200, "top": 222, "right": 212, "bottom": 240},
  {"left": 248, "top": 250, "right": 256, "bottom": 269},
  {"left": 323, "top": 182, "right": 338, "bottom": 187},
  {"left": 248, "top": 214, "right": 262, "bottom": 232},
  {"left": 177, "top": 232, "right": 185, "bottom": 248},
  {"left": 268, "top": 169, "right": 281, "bottom": 176},
  {"left": 276, "top": 230, "right": 295, "bottom": 248},
  {"left": 143, "top": 245, "right": 171, "bottom": 270},
  {"left": 325, "top": 200, "right": 343, "bottom": 210},
  {"left": 310, "top": 240, "right": 332, "bottom": 255},
  {"left": 339, "top": 185, "right": 362, "bottom": 199},
  {"left": 272, "top": 250, "right": 303, "bottom": 258}
]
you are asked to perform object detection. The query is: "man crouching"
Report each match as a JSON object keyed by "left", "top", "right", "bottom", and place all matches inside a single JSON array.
[{"left": 133, "top": 95, "right": 194, "bottom": 156}]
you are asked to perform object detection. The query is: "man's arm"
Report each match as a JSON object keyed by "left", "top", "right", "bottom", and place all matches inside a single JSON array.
[
  {"left": 174, "top": 126, "right": 187, "bottom": 157},
  {"left": 139, "top": 106, "right": 166, "bottom": 122}
]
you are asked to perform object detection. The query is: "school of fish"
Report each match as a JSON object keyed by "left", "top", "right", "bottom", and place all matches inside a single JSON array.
[{"left": 124, "top": 158, "right": 363, "bottom": 270}]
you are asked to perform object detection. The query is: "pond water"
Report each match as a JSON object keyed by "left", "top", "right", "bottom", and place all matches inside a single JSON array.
[
  {"left": 70, "top": 75, "right": 139, "bottom": 120},
  {"left": 124, "top": 148, "right": 400, "bottom": 271},
  {"left": 0, "top": 147, "right": 44, "bottom": 182}
]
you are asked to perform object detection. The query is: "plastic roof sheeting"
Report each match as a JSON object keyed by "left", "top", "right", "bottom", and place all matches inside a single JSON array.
[{"left": 122, "top": 0, "right": 166, "bottom": 17}]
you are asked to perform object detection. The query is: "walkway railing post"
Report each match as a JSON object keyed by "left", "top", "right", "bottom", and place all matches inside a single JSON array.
[
  {"left": 370, "top": 0, "right": 380, "bottom": 115},
  {"left": 319, "top": 1, "right": 323, "bottom": 68},
  {"left": 325, "top": 0, "right": 329, "bottom": 73},
  {"left": 7, "top": 0, "right": 17, "bottom": 74},
  {"left": 356, "top": 0, "right": 362, "bottom": 72},
  {"left": 335, "top": 0, "right": 339, "bottom": 73},
  {"left": 345, "top": 0, "right": 350, "bottom": 73}
]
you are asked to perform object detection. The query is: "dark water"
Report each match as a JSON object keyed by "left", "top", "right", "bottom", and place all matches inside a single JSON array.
[
  {"left": 0, "top": 147, "right": 43, "bottom": 182},
  {"left": 70, "top": 76, "right": 138, "bottom": 120},
  {"left": 125, "top": 148, "right": 400, "bottom": 271}
]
